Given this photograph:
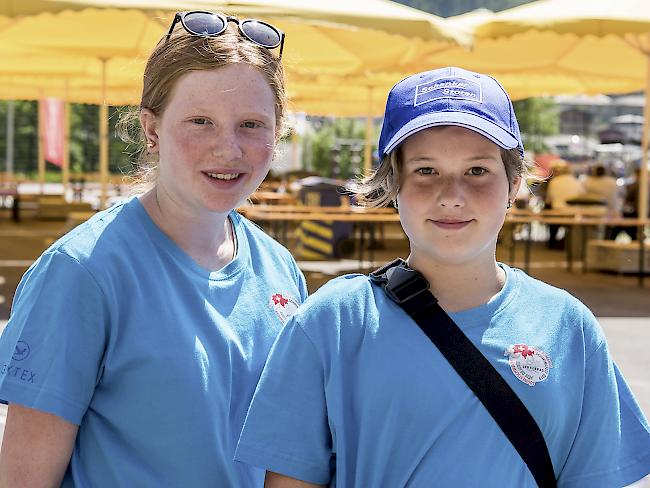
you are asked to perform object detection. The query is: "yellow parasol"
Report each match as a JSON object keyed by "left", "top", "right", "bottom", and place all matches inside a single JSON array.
[
  {"left": 423, "top": 0, "right": 650, "bottom": 220},
  {"left": 0, "top": 0, "right": 466, "bottom": 201}
]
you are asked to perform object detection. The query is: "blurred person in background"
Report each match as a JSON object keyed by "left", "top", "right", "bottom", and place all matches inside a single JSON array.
[
  {"left": 583, "top": 164, "right": 621, "bottom": 217},
  {"left": 544, "top": 161, "right": 584, "bottom": 249},
  {"left": 612, "top": 167, "right": 649, "bottom": 240}
]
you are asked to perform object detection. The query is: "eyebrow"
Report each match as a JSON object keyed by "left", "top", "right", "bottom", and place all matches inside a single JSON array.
[
  {"left": 184, "top": 108, "right": 274, "bottom": 121},
  {"left": 405, "top": 154, "right": 500, "bottom": 164}
]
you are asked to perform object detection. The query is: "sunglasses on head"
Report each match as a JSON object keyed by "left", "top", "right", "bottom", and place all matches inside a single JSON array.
[{"left": 166, "top": 11, "right": 285, "bottom": 59}]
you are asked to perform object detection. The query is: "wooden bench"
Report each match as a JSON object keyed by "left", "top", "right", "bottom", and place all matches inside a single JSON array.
[
  {"left": 586, "top": 240, "right": 650, "bottom": 274},
  {"left": 67, "top": 210, "right": 98, "bottom": 228},
  {"left": 35, "top": 196, "right": 93, "bottom": 221}
]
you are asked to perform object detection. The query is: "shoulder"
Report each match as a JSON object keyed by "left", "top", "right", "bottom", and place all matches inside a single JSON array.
[
  {"left": 48, "top": 198, "right": 137, "bottom": 266},
  {"left": 304, "top": 273, "right": 373, "bottom": 305},
  {"left": 21, "top": 198, "right": 145, "bottom": 296},
  {"left": 508, "top": 266, "right": 577, "bottom": 303},
  {"left": 506, "top": 265, "right": 593, "bottom": 316},
  {"left": 233, "top": 212, "right": 307, "bottom": 292},
  {"left": 504, "top": 265, "right": 605, "bottom": 349},
  {"left": 281, "top": 274, "right": 380, "bottom": 352},
  {"left": 292, "top": 274, "right": 376, "bottom": 330},
  {"left": 234, "top": 211, "right": 296, "bottom": 264}
]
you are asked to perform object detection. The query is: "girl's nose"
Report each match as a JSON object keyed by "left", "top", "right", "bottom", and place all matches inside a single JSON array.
[
  {"left": 212, "top": 128, "right": 243, "bottom": 161},
  {"left": 437, "top": 177, "right": 465, "bottom": 208}
]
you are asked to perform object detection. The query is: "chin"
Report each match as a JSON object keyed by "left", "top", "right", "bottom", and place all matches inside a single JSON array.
[
  {"left": 198, "top": 198, "right": 240, "bottom": 215},
  {"left": 413, "top": 245, "right": 488, "bottom": 267}
]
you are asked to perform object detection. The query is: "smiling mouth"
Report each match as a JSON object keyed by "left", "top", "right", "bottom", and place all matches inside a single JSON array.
[
  {"left": 205, "top": 172, "right": 241, "bottom": 181},
  {"left": 431, "top": 219, "right": 472, "bottom": 229},
  {"left": 434, "top": 218, "right": 470, "bottom": 224}
]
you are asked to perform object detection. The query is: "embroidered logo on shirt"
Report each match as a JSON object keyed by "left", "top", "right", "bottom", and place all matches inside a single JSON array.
[
  {"left": 269, "top": 293, "right": 299, "bottom": 324},
  {"left": 12, "top": 341, "right": 30, "bottom": 361},
  {"left": 504, "top": 344, "right": 552, "bottom": 386}
]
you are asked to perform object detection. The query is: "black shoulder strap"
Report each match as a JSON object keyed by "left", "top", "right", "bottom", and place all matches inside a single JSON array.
[{"left": 370, "top": 259, "right": 557, "bottom": 488}]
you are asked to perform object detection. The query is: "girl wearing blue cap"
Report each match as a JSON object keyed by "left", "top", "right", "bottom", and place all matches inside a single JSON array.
[
  {"left": 235, "top": 67, "right": 650, "bottom": 487},
  {"left": 0, "top": 11, "right": 306, "bottom": 487}
]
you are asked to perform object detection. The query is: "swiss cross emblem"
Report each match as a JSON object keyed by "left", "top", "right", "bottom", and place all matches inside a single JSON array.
[
  {"left": 505, "top": 343, "right": 552, "bottom": 386},
  {"left": 271, "top": 293, "right": 289, "bottom": 307},
  {"left": 269, "top": 293, "right": 299, "bottom": 324},
  {"left": 512, "top": 344, "right": 535, "bottom": 358}
]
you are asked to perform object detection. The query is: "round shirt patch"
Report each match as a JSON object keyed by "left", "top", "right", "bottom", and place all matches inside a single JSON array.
[
  {"left": 269, "top": 293, "right": 299, "bottom": 324},
  {"left": 12, "top": 341, "right": 30, "bottom": 361},
  {"left": 504, "top": 343, "right": 552, "bottom": 386}
]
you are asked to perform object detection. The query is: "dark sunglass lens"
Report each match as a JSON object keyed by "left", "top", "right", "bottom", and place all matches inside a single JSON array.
[
  {"left": 241, "top": 20, "right": 281, "bottom": 47},
  {"left": 184, "top": 12, "right": 225, "bottom": 36}
]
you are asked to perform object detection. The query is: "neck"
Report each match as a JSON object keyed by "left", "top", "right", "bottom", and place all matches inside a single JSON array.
[
  {"left": 407, "top": 255, "right": 505, "bottom": 313},
  {"left": 139, "top": 188, "right": 235, "bottom": 271}
]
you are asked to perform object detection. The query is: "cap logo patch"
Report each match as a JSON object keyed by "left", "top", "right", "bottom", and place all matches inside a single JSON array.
[
  {"left": 414, "top": 76, "right": 482, "bottom": 107},
  {"left": 504, "top": 343, "right": 552, "bottom": 386}
]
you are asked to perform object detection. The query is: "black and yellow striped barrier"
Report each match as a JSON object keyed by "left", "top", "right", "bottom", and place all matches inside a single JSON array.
[{"left": 295, "top": 220, "right": 334, "bottom": 260}]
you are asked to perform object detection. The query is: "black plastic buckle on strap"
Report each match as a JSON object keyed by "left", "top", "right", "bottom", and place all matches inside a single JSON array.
[
  {"left": 370, "top": 259, "right": 433, "bottom": 306},
  {"left": 369, "top": 258, "right": 403, "bottom": 285}
]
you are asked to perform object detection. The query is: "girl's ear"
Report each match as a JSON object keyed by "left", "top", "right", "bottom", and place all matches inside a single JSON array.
[
  {"left": 140, "top": 109, "right": 159, "bottom": 153},
  {"left": 509, "top": 175, "right": 522, "bottom": 204}
]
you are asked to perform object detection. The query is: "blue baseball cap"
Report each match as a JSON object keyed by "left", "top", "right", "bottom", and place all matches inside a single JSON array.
[{"left": 377, "top": 66, "right": 524, "bottom": 161}]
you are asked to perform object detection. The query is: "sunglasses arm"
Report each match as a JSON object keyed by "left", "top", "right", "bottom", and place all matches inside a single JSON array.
[{"left": 165, "top": 13, "right": 181, "bottom": 42}]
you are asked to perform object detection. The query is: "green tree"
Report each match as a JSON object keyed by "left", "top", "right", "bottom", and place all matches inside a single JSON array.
[
  {"left": 69, "top": 103, "right": 98, "bottom": 175},
  {"left": 0, "top": 100, "right": 38, "bottom": 176},
  {"left": 0, "top": 101, "right": 133, "bottom": 178},
  {"left": 513, "top": 98, "right": 559, "bottom": 154},
  {"left": 308, "top": 118, "right": 374, "bottom": 179},
  {"left": 69, "top": 104, "right": 134, "bottom": 175}
]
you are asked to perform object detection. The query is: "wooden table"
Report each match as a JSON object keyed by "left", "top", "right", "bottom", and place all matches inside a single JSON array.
[
  {"left": 239, "top": 204, "right": 397, "bottom": 214},
  {"left": 249, "top": 191, "right": 298, "bottom": 206},
  {"left": 240, "top": 206, "right": 400, "bottom": 267},
  {"left": 0, "top": 187, "right": 19, "bottom": 222},
  {"left": 505, "top": 213, "right": 649, "bottom": 286},
  {"left": 509, "top": 207, "right": 607, "bottom": 218}
]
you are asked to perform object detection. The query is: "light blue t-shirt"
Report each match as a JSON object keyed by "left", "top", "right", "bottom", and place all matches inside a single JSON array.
[
  {"left": 236, "top": 264, "right": 650, "bottom": 487},
  {"left": 0, "top": 197, "right": 308, "bottom": 487}
]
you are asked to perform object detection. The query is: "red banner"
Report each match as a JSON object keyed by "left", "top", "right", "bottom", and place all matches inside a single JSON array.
[{"left": 39, "top": 98, "right": 65, "bottom": 167}]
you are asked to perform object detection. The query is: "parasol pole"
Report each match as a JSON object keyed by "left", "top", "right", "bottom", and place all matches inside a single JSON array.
[
  {"left": 5, "top": 100, "right": 14, "bottom": 178},
  {"left": 364, "top": 86, "right": 374, "bottom": 175},
  {"left": 99, "top": 58, "right": 109, "bottom": 209},
  {"left": 38, "top": 93, "right": 45, "bottom": 194},
  {"left": 639, "top": 53, "right": 650, "bottom": 222},
  {"left": 62, "top": 80, "right": 70, "bottom": 200}
]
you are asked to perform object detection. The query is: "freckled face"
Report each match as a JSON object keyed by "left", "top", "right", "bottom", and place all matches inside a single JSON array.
[
  {"left": 148, "top": 64, "right": 277, "bottom": 216},
  {"left": 397, "top": 126, "right": 519, "bottom": 268}
]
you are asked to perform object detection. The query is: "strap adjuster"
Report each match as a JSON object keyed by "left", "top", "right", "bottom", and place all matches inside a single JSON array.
[
  {"left": 370, "top": 258, "right": 432, "bottom": 305},
  {"left": 384, "top": 265, "right": 431, "bottom": 304},
  {"left": 369, "top": 258, "right": 404, "bottom": 285}
]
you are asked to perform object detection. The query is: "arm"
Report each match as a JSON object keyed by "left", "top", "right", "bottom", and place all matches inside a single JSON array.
[
  {"left": 235, "top": 322, "right": 333, "bottom": 486},
  {"left": 265, "top": 471, "right": 325, "bottom": 488},
  {"left": 0, "top": 403, "right": 78, "bottom": 488}
]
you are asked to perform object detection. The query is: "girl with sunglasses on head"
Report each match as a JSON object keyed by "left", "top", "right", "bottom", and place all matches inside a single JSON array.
[
  {"left": 0, "top": 11, "right": 306, "bottom": 487},
  {"left": 235, "top": 67, "right": 650, "bottom": 487}
]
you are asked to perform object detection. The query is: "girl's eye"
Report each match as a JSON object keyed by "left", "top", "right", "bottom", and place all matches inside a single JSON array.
[
  {"left": 191, "top": 118, "right": 210, "bottom": 125},
  {"left": 468, "top": 167, "right": 487, "bottom": 176},
  {"left": 416, "top": 167, "right": 434, "bottom": 175},
  {"left": 242, "top": 121, "right": 260, "bottom": 129}
]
